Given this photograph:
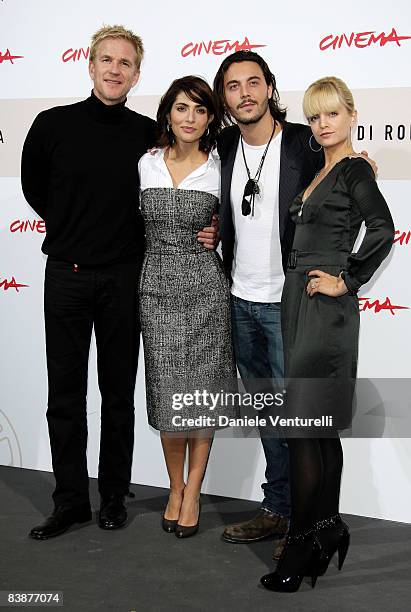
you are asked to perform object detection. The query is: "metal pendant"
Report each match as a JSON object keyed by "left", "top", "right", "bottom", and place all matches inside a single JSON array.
[{"left": 251, "top": 179, "right": 260, "bottom": 195}]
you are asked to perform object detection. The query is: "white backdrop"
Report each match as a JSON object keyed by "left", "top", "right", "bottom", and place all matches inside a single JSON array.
[{"left": 1, "top": 0, "right": 410, "bottom": 522}]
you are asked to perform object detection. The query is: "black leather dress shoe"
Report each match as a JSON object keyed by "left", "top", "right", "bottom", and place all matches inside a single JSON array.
[
  {"left": 29, "top": 503, "right": 92, "bottom": 540},
  {"left": 98, "top": 495, "right": 127, "bottom": 530}
]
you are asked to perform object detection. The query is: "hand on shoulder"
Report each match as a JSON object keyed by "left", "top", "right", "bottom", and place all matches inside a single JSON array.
[{"left": 348, "top": 151, "right": 378, "bottom": 177}]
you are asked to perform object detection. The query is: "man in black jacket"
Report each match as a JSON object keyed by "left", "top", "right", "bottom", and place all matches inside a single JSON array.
[
  {"left": 21, "top": 25, "right": 216, "bottom": 540},
  {"left": 214, "top": 51, "right": 323, "bottom": 557}
]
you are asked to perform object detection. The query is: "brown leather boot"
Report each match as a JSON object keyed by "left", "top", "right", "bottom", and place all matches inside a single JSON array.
[
  {"left": 222, "top": 508, "right": 289, "bottom": 543},
  {"left": 272, "top": 534, "right": 288, "bottom": 560}
]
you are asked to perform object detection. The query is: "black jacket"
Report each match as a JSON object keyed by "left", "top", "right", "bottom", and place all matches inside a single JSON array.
[{"left": 217, "top": 121, "right": 323, "bottom": 277}]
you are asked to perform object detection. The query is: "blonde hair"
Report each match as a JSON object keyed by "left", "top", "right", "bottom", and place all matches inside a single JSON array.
[
  {"left": 303, "top": 76, "right": 355, "bottom": 119},
  {"left": 90, "top": 25, "right": 144, "bottom": 69}
]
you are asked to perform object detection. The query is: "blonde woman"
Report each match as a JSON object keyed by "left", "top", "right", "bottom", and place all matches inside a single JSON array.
[{"left": 261, "top": 77, "right": 394, "bottom": 592}]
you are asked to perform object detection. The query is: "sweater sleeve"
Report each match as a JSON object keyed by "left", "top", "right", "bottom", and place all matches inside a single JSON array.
[
  {"left": 342, "top": 158, "right": 394, "bottom": 293},
  {"left": 21, "top": 111, "right": 50, "bottom": 219}
]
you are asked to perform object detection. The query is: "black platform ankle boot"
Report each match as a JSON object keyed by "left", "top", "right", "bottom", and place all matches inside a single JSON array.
[
  {"left": 314, "top": 514, "right": 350, "bottom": 576},
  {"left": 260, "top": 529, "right": 321, "bottom": 593}
]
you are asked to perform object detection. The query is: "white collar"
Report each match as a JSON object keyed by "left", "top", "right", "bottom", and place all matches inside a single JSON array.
[{"left": 152, "top": 147, "right": 219, "bottom": 171}]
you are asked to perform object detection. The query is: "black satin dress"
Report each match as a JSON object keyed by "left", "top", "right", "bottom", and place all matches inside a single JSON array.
[{"left": 281, "top": 157, "right": 394, "bottom": 432}]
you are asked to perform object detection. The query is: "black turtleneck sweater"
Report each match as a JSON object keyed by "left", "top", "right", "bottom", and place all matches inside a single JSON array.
[{"left": 21, "top": 92, "right": 157, "bottom": 264}]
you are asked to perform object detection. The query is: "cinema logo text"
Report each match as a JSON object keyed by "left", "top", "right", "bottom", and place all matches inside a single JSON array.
[
  {"left": 320, "top": 28, "right": 411, "bottom": 51},
  {"left": 10, "top": 219, "right": 46, "bottom": 233},
  {"left": 394, "top": 230, "right": 411, "bottom": 246},
  {"left": 356, "top": 124, "right": 411, "bottom": 142},
  {"left": 181, "top": 37, "right": 266, "bottom": 58},
  {"left": 0, "top": 277, "right": 29, "bottom": 292},
  {"left": 62, "top": 47, "right": 90, "bottom": 62},
  {"left": 359, "top": 297, "right": 408, "bottom": 315},
  {"left": 0, "top": 49, "right": 24, "bottom": 64}
]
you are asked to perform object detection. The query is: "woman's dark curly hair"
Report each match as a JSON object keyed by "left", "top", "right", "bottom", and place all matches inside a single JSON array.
[{"left": 156, "top": 75, "right": 221, "bottom": 153}]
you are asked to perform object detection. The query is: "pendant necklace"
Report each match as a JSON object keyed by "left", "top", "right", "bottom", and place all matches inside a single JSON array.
[{"left": 241, "top": 120, "right": 276, "bottom": 217}]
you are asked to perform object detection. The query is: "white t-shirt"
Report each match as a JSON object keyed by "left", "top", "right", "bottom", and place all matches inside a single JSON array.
[
  {"left": 138, "top": 148, "right": 220, "bottom": 198},
  {"left": 230, "top": 130, "right": 285, "bottom": 303}
]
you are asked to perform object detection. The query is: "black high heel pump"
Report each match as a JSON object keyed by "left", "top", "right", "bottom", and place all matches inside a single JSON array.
[
  {"left": 175, "top": 499, "right": 201, "bottom": 539},
  {"left": 162, "top": 516, "right": 178, "bottom": 533},
  {"left": 162, "top": 489, "right": 185, "bottom": 533}
]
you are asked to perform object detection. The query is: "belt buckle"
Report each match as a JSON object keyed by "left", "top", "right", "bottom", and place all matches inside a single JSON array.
[{"left": 289, "top": 249, "right": 298, "bottom": 269}]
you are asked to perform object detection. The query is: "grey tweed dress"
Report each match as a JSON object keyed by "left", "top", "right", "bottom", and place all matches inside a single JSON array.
[{"left": 139, "top": 187, "right": 237, "bottom": 431}]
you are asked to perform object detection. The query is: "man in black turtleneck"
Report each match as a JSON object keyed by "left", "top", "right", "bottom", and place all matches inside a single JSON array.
[{"left": 21, "top": 26, "right": 157, "bottom": 539}]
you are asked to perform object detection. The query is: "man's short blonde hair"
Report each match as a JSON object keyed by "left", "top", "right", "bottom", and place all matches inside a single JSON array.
[{"left": 90, "top": 25, "right": 144, "bottom": 69}]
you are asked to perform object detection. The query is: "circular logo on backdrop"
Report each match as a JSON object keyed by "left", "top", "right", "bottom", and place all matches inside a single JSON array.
[{"left": 0, "top": 409, "right": 22, "bottom": 467}]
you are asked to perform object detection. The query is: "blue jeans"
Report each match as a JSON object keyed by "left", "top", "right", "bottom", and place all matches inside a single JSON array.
[{"left": 231, "top": 294, "right": 290, "bottom": 518}]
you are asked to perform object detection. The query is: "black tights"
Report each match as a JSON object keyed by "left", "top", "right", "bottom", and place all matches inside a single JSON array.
[
  {"left": 278, "top": 435, "right": 343, "bottom": 574},
  {"left": 286, "top": 435, "right": 343, "bottom": 534}
]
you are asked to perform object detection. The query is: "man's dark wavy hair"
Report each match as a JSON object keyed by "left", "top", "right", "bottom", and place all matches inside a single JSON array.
[{"left": 213, "top": 50, "right": 287, "bottom": 127}]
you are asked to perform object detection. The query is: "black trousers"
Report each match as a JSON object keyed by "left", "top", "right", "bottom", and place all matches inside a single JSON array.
[{"left": 44, "top": 255, "right": 142, "bottom": 508}]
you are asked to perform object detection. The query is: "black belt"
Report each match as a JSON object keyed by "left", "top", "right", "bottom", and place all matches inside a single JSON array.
[{"left": 287, "top": 249, "right": 350, "bottom": 270}]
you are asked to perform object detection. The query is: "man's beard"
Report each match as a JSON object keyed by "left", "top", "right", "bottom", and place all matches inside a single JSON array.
[{"left": 232, "top": 99, "right": 270, "bottom": 126}]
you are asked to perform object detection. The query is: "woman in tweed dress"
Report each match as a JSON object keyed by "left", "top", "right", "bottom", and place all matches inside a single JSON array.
[{"left": 138, "top": 76, "right": 236, "bottom": 537}]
